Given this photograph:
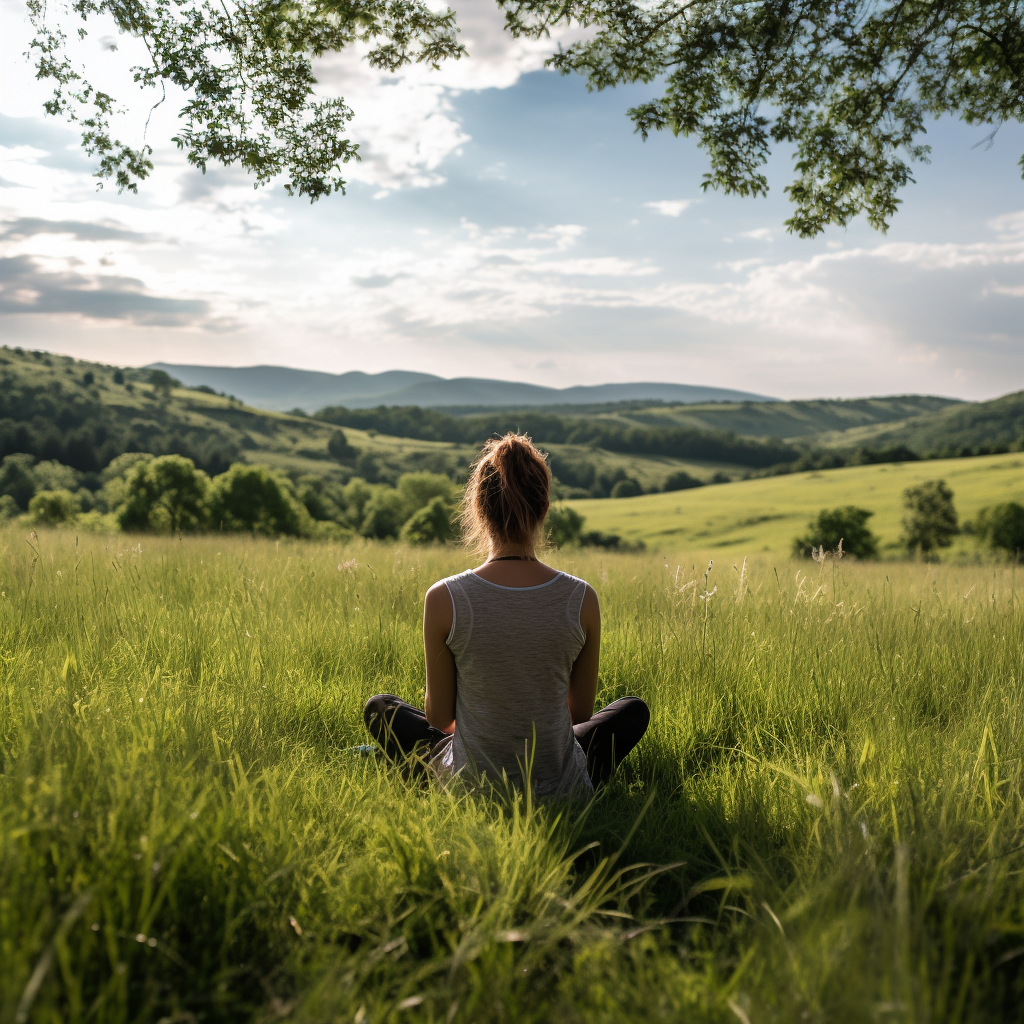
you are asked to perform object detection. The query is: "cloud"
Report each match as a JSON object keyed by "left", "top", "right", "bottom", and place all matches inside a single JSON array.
[
  {"left": 0, "top": 254, "right": 211, "bottom": 326},
  {"left": 0, "top": 216, "right": 155, "bottom": 243},
  {"left": 310, "top": 1, "right": 582, "bottom": 191},
  {"left": 740, "top": 227, "right": 773, "bottom": 242},
  {"left": 645, "top": 200, "right": 692, "bottom": 217},
  {"left": 352, "top": 273, "right": 406, "bottom": 288}
]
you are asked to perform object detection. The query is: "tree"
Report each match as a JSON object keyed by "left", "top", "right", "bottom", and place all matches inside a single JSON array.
[
  {"left": 27, "top": 0, "right": 1024, "bottom": 233},
  {"left": 29, "top": 489, "right": 81, "bottom": 526},
  {"left": 546, "top": 505, "right": 585, "bottom": 548},
  {"left": 502, "top": 0, "right": 1024, "bottom": 235},
  {"left": 27, "top": 0, "right": 464, "bottom": 199},
  {"left": 327, "top": 430, "right": 356, "bottom": 465},
  {"left": 0, "top": 495, "right": 18, "bottom": 521},
  {"left": 396, "top": 472, "right": 457, "bottom": 519},
  {"left": 663, "top": 471, "right": 703, "bottom": 492},
  {"left": 360, "top": 489, "right": 407, "bottom": 540},
  {"left": 401, "top": 496, "right": 456, "bottom": 544},
  {"left": 0, "top": 454, "right": 38, "bottom": 510},
  {"left": 793, "top": 506, "right": 879, "bottom": 559},
  {"left": 208, "top": 465, "right": 306, "bottom": 536},
  {"left": 902, "top": 479, "right": 958, "bottom": 556},
  {"left": 975, "top": 502, "right": 1024, "bottom": 557},
  {"left": 610, "top": 478, "right": 642, "bottom": 499},
  {"left": 118, "top": 455, "right": 210, "bottom": 533}
]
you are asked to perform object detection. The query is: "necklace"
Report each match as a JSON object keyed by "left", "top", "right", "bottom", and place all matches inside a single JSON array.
[{"left": 488, "top": 554, "right": 538, "bottom": 562}]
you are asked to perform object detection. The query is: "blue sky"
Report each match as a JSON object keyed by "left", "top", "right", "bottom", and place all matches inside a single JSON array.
[{"left": 2, "top": 0, "right": 1023, "bottom": 400}]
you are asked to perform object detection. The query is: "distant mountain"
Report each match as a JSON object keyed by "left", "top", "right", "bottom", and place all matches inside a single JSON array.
[{"left": 148, "top": 363, "right": 778, "bottom": 412}]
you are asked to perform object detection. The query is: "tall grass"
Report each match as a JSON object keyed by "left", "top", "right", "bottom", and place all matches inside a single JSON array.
[{"left": 2, "top": 528, "right": 1024, "bottom": 1023}]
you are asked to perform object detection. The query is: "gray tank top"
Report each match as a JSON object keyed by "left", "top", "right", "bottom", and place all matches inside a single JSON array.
[{"left": 431, "top": 569, "right": 593, "bottom": 797}]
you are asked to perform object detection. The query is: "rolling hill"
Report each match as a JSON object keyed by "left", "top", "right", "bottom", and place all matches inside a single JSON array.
[{"left": 147, "top": 363, "right": 777, "bottom": 412}]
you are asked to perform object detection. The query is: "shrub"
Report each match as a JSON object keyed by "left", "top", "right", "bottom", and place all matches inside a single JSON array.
[
  {"left": 976, "top": 502, "right": 1024, "bottom": 556},
  {"left": 401, "top": 496, "right": 456, "bottom": 545},
  {"left": 546, "top": 506, "right": 585, "bottom": 548},
  {"left": 28, "top": 489, "right": 81, "bottom": 526},
  {"left": 118, "top": 455, "right": 210, "bottom": 533},
  {"left": 360, "top": 490, "right": 407, "bottom": 539},
  {"left": 112, "top": 369, "right": 125, "bottom": 384},
  {"left": 663, "top": 471, "right": 703, "bottom": 492},
  {"left": 82, "top": 371, "right": 95, "bottom": 386},
  {"left": 610, "top": 478, "right": 642, "bottom": 499},
  {"left": 793, "top": 506, "right": 879, "bottom": 559},
  {"left": 902, "top": 480, "right": 958, "bottom": 555},
  {"left": 342, "top": 478, "right": 374, "bottom": 527},
  {"left": 208, "top": 465, "right": 306, "bottom": 536}
]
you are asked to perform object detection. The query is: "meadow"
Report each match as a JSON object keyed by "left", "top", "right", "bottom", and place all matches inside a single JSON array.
[
  {"left": 3, "top": 527, "right": 1024, "bottom": 1023},
  {"left": 568, "top": 451, "right": 1024, "bottom": 555}
]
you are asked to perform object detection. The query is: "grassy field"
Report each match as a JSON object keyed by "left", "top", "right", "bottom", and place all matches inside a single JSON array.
[
  {"left": 568, "top": 451, "right": 1024, "bottom": 556},
  {"left": 3, "top": 528, "right": 1024, "bottom": 1022}
]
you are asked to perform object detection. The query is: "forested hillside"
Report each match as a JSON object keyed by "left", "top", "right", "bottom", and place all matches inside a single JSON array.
[
  {"left": 315, "top": 405, "right": 800, "bottom": 467},
  {"left": 829, "top": 389, "right": 1024, "bottom": 456}
]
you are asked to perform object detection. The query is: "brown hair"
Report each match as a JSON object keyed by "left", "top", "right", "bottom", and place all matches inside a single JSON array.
[{"left": 461, "top": 433, "right": 551, "bottom": 552}]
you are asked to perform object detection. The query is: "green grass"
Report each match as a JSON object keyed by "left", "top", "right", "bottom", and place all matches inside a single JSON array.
[
  {"left": 3, "top": 528, "right": 1024, "bottom": 1022},
  {"left": 568, "top": 451, "right": 1024, "bottom": 555}
]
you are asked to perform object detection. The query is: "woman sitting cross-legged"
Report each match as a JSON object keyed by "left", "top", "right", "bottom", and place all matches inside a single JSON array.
[{"left": 363, "top": 432, "right": 649, "bottom": 797}]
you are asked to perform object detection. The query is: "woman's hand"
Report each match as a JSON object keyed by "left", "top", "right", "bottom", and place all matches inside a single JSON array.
[
  {"left": 568, "top": 584, "right": 600, "bottom": 725},
  {"left": 423, "top": 581, "right": 457, "bottom": 733}
]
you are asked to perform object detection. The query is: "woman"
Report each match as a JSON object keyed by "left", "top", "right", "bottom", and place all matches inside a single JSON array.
[{"left": 363, "top": 433, "right": 649, "bottom": 796}]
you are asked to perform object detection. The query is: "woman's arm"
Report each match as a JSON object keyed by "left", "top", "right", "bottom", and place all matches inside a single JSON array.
[
  {"left": 568, "top": 584, "right": 601, "bottom": 725},
  {"left": 423, "top": 581, "right": 457, "bottom": 733}
]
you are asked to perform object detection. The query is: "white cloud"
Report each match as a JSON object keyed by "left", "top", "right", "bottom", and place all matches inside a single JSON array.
[
  {"left": 740, "top": 227, "right": 773, "bottom": 242},
  {"left": 644, "top": 200, "right": 692, "bottom": 217}
]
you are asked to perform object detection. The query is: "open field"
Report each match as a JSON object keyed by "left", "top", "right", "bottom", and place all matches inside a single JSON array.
[
  {"left": 568, "top": 451, "right": 1024, "bottom": 556},
  {"left": 3, "top": 529, "right": 1024, "bottom": 1022}
]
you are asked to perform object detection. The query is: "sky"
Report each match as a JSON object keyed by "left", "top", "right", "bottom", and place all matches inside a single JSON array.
[{"left": 2, "top": 0, "right": 1024, "bottom": 401}]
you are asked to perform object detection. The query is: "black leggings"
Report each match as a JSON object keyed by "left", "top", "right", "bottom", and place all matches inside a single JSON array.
[{"left": 362, "top": 693, "right": 650, "bottom": 787}]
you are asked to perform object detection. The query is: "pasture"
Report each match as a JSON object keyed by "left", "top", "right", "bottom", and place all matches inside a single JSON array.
[
  {"left": 3, "top": 528, "right": 1024, "bottom": 1022},
  {"left": 568, "top": 451, "right": 1024, "bottom": 555}
]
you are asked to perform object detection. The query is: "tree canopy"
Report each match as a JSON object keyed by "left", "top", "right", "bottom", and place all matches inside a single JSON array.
[{"left": 25, "top": 0, "right": 1024, "bottom": 232}]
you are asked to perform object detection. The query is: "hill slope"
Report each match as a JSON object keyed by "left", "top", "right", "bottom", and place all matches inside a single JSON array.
[
  {"left": 149, "top": 363, "right": 777, "bottom": 412},
  {"left": 819, "top": 389, "right": 1024, "bottom": 455},
  {"left": 567, "top": 452, "right": 1024, "bottom": 555}
]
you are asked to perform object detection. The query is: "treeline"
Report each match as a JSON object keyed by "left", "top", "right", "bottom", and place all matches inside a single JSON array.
[
  {"left": 763, "top": 439, "right": 1024, "bottom": 478},
  {"left": 315, "top": 405, "right": 799, "bottom": 468}
]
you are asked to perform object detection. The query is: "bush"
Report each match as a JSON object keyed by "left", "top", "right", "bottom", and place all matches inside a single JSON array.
[
  {"left": 902, "top": 480, "right": 958, "bottom": 555},
  {"left": 546, "top": 506, "right": 585, "bottom": 548},
  {"left": 610, "top": 478, "right": 642, "bottom": 499},
  {"left": 0, "top": 494, "right": 20, "bottom": 520},
  {"left": 112, "top": 369, "right": 125, "bottom": 385},
  {"left": 401, "top": 496, "right": 456, "bottom": 545},
  {"left": 208, "top": 465, "right": 306, "bottom": 536},
  {"left": 118, "top": 455, "right": 210, "bottom": 533},
  {"left": 976, "top": 502, "right": 1024, "bottom": 556},
  {"left": 663, "top": 471, "right": 703, "bottom": 492},
  {"left": 360, "top": 490, "right": 407, "bottom": 540},
  {"left": 28, "top": 489, "right": 81, "bottom": 526},
  {"left": 793, "top": 506, "right": 879, "bottom": 559}
]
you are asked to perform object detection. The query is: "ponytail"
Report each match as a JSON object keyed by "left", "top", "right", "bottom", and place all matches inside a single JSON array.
[{"left": 460, "top": 433, "right": 551, "bottom": 552}]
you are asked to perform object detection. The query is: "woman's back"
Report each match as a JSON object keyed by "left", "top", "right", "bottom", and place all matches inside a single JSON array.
[{"left": 435, "top": 569, "right": 592, "bottom": 796}]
